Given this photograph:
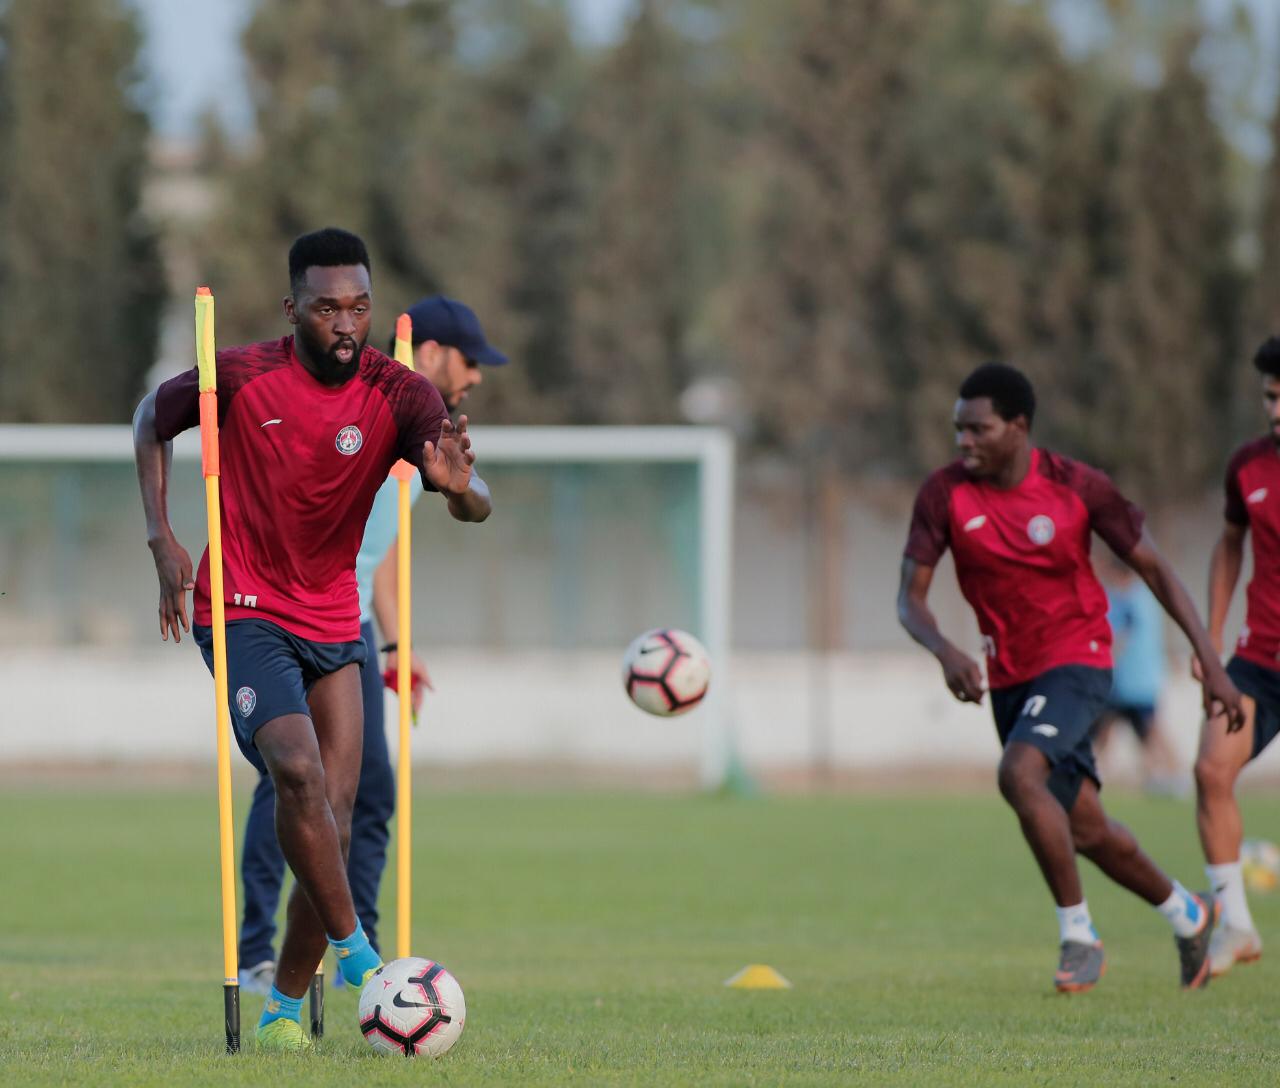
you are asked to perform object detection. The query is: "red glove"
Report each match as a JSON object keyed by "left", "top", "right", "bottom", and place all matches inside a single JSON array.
[{"left": 382, "top": 666, "right": 424, "bottom": 700}]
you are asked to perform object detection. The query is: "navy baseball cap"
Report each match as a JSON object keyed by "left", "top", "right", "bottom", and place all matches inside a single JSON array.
[{"left": 404, "top": 295, "right": 508, "bottom": 366}]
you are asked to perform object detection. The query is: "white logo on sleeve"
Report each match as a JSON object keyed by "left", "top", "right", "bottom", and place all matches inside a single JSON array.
[
  {"left": 335, "top": 425, "right": 363, "bottom": 455},
  {"left": 1030, "top": 723, "right": 1059, "bottom": 738},
  {"left": 261, "top": 418, "right": 283, "bottom": 428},
  {"left": 235, "top": 686, "right": 257, "bottom": 717},
  {"left": 1027, "top": 515, "right": 1056, "bottom": 545},
  {"left": 963, "top": 515, "right": 987, "bottom": 532},
  {"left": 1248, "top": 487, "right": 1268, "bottom": 505}
]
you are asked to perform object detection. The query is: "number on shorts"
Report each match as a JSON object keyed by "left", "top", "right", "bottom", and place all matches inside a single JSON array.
[{"left": 1021, "top": 694, "right": 1047, "bottom": 718}]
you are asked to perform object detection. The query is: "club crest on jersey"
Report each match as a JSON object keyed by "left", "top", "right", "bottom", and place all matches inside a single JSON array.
[
  {"left": 1248, "top": 487, "right": 1268, "bottom": 505},
  {"left": 335, "top": 425, "right": 363, "bottom": 456},
  {"left": 235, "top": 686, "right": 257, "bottom": 717},
  {"left": 1027, "top": 515, "right": 1055, "bottom": 546}
]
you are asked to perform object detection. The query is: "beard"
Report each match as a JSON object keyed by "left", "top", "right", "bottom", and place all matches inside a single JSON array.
[{"left": 297, "top": 324, "right": 365, "bottom": 385}]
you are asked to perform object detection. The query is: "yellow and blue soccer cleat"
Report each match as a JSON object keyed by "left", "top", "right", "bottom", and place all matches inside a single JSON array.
[{"left": 256, "top": 1016, "right": 313, "bottom": 1053}]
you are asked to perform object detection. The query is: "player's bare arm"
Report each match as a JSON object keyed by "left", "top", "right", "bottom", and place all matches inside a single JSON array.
[
  {"left": 897, "top": 557, "right": 986, "bottom": 704},
  {"left": 424, "top": 415, "right": 491, "bottom": 522},
  {"left": 1196, "top": 520, "right": 1247, "bottom": 676},
  {"left": 132, "top": 389, "right": 195, "bottom": 642},
  {"left": 1123, "top": 533, "right": 1245, "bottom": 730}
]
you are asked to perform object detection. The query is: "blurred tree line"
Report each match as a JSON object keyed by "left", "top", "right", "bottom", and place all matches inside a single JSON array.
[
  {"left": 0, "top": 0, "right": 163, "bottom": 423},
  {"left": 3, "top": 0, "right": 1280, "bottom": 504}
]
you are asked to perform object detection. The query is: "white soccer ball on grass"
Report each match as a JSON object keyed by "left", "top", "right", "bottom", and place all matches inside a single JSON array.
[{"left": 358, "top": 957, "right": 466, "bottom": 1057}]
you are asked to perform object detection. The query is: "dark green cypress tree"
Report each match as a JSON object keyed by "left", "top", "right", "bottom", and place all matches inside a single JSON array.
[{"left": 0, "top": 0, "right": 164, "bottom": 421}]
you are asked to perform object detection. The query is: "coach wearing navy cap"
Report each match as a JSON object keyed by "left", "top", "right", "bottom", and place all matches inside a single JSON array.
[{"left": 396, "top": 295, "right": 508, "bottom": 411}]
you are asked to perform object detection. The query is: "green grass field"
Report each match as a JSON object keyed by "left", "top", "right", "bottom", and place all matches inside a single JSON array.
[{"left": 2, "top": 783, "right": 1277, "bottom": 1086}]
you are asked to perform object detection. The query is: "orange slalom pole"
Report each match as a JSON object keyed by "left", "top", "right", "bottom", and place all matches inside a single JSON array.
[
  {"left": 391, "top": 312, "right": 416, "bottom": 959},
  {"left": 195, "top": 286, "right": 241, "bottom": 1054}
]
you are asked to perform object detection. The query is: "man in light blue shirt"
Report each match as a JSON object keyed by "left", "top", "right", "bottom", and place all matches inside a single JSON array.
[
  {"left": 238, "top": 296, "right": 508, "bottom": 992},
  {"left": 1109, "top": 570, "right": 1165, "bottom": 712},
  {"left": 1091, "top": 552, "right": 1188, "bottom": 796}
]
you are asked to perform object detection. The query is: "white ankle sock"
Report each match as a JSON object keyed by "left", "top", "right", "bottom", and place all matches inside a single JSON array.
[
  {"left": 1207, "top": 861, "right": 1255, "bottom": 932},
  {"left": 1156, "top": 880, "right": 1204, "bottom": 938},
  {"left": 1056, "top": 901, "right": 1098, "bottom": 944}
]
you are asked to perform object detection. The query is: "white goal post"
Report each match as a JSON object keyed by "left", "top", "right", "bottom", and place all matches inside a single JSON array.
[{"left": 0, "top": 424, "right": 738, "bottom": 789}]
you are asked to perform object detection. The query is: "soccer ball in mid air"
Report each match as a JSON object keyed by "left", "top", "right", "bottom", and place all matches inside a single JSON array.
[
  {"left": 622, "top": 627, "right": 711, "bottom": 716},
  {"left": 359, "top": 957, "right": 466, "bottom": 1057}
]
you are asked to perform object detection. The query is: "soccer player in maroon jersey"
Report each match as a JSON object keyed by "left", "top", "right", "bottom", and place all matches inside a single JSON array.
[
  {"left": 897, "top": 362, "right": 1243, "bottom": 993},
  {"left": 1193, "top": 337, "right": 1280, "bottom": 976},
  {"left": 133, "top": 228, "right": 490, "bottom": 1051}
]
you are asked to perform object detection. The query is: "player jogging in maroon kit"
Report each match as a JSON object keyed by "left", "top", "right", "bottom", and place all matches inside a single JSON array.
[
  {"left": 134, "top": 228, "right": 491, "bottom": 1051},
  {"left": 897, "top": 363, "right": 1243, "bottom": 993},
  {"left": 1193, "top": 337, "right": 1280, "bottom": 977}
]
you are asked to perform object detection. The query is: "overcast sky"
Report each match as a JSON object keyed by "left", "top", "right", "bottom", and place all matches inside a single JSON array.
[{"left": 127, "top": 0, "right": 632, "bottom": 141}]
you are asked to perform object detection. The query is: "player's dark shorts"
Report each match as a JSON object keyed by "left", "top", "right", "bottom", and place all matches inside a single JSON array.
[
  {"left": 193, "top": 619, "right": 366, "bottom": 774},
  {"left": 1226, "top": 655, "right": 1280, "bottom": 761},
  {"left": 1099, "top": 701, "right": 1156, "bottom": 740},
  {"left": 990, "top": 665, "right": 1112, "bottom": 811}
]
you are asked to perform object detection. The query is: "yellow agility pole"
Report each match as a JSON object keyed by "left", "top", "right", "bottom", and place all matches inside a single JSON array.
[
  {"left": 391, "top": 312, "right": 416, "bottom": 959},
  {"left": 195, "top": 286, "right": 241, "bottom": 1054}
]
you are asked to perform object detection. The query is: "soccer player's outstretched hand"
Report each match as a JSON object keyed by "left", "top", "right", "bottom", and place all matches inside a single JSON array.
[
  {"left": 423, "top": 415, "right": 476, "bottom": 495},
  {"left": 149, "top": 534, "right": 195, "bottom": 643},
  {"left": 1200, "top": 662, "right": 1246, "bottom": 733},
  {"left": 938, "top": 645, "right": 986, "bottom": 705}
]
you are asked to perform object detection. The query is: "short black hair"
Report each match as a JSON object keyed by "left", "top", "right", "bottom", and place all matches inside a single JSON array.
[
  {"left": 958, "top": 362, "right": 1036, "bottom": 426},
  {"left": 288, "top": 227, "right": 371, "bottom": 294},
  {"left": 1253, "top": 337, "right": 1280, "bottom": 379}
]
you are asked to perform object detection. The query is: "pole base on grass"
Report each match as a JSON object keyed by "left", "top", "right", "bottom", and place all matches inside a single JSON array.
[
  {"left": 724, "top": 964, "right": 792, "bottom": 989},
  {"left": 309, "top": 971, "right": 325, "bottom": 1039},
  {"left": 224, "top": 981, "right": 241, "bottom": 1053}
]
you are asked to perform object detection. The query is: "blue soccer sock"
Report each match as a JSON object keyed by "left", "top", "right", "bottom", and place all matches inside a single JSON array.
[
  {"left": 329, "top": 921, "right": 382, "bottom": 986},
  {"left": 258, "top": 986, "right": 303, "bottom": 1030}
]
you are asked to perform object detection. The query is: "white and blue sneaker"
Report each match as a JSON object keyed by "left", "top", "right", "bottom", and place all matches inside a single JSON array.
[
  {"left": 1175, "top": 892, "right": 1218, "bottom": 989},
  {"left": 238, "top": 959, "right": 275, "bottom": 997}
]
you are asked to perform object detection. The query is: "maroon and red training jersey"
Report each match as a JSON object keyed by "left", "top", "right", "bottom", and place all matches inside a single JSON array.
[
  {"left": 904, "top": 448, "right": 1145, "bottom": 689},
  {"left": 154, "top": 336, "right": 447, "bottom": 642},
  {"left": 1223, "top": 437, "right": 1280, "bottom": 669}
]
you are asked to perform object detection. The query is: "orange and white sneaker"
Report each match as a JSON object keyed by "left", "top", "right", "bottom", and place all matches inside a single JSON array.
[
  {"left": 1055, "top": 939, "right": 1106, "bottom": 993},
  {"left": 1208, "top": 924, "right": 1262, "bottom": 977}
]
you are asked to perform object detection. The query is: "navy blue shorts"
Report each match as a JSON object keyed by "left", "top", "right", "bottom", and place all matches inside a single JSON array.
[
  {"left": 990, "top": 665, "right": 1111, "bottom": 812},
  {"left": 1226, "top": 656, "right": 1280, "bottom": 761},
  {"left": 193, "top": 619, "right": 366, "bottom": 773}
]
